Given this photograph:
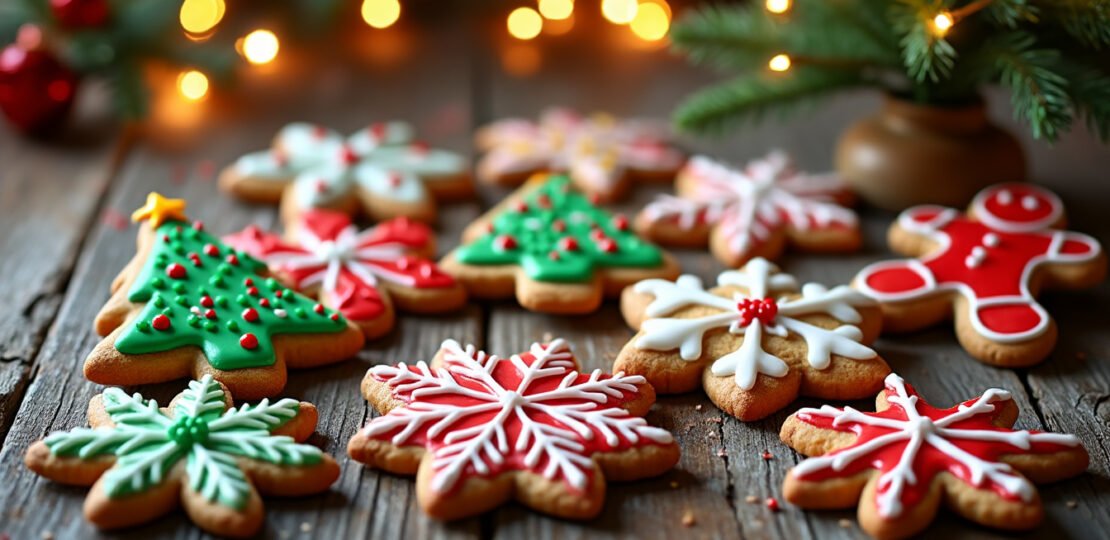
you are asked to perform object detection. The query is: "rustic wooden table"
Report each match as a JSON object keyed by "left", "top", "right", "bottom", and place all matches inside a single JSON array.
[{"left": 0, "top": 18, "right": 1108, "bottom": 540}]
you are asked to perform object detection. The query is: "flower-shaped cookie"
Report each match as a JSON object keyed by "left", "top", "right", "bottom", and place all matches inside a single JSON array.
[
  {"left": 24, "top": 376, "right": 339, "bottom": 538},
  {"left": 636, "top": 152, "right": 859, "bottom": 268},
  {"left": 347, "top": 338, "right": 680, "bottom": 520},
  {"left": 854, "top": 183, "right": 1106, "bottom": 366},
  {"left": 616, "top": 258, "right": 889, "bottom": 421},
  {"left": 780, "top": 373, "right": 1089, "bottom": 538},
  {"left": 219, "top": 121, "right": 470, "bottom": 224},
  {"left": 475, "top": 107, "right": 684, "bottom": 202},
  {"left": 224, "top": 210, "right": 466, "bottom": 339}
]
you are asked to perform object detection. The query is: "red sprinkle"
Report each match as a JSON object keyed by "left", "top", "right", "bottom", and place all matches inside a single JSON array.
[
  {"left": 314, "top": 303, "right": 325, "bottom": 314},
  {"left": 274, "top": 290, "right": 283, "bottom": 298},
  {"left": 339, "top": 145, "right": 359, "bottom": 165},
  {"left": 766, "top": 498, "right": 780, "bottom": 512},
  {"left": 761, "top": 451, "right": 774, "bottom": 460},
  {"left": 239, "top": 333, "right": 259, "bottom": 349},
  {"left": 204, "top": 309, "right": 217, "bottom": 320},
  {"left": 259, "top": 298, "right": 271, "bottom": 308},
  {"left": 548, "top": 251, "right": 560, "bottom": 261},
  {"left": 559, "top": 236, "right": 579, "bottom": 251},
  {"left": 494, "top": 234, "right": 518, "bottom": 251},
  {"left": 612, "top": 214, "right": 629, "bottom": 231},
  {"left": 512, "top": 201, "right": 529, "bottom": 213},
  {"left": 242, "top": 308, "right": 259, "bottom": 322},
  {"left": 535, "top": 194, "right": 552, "bottom": 209},
  {"left": 598, "top": 238, "right": 618, "bottom": 253},
  {"left": 330, "top": 313, "right": 340, "bottom": 321},
  {"left": 188, "top": 253, "right": 203, "bottom": 267},
  {"left": 166, "top": 263, "right": 187, "bottom": 279},
  {"left": 203, "top": 244, "right": 220, "bottom": 257},
  {"left": 200, "top": 295, "right": 214, "bottom": 308},
  {"left": 244, "top": 278, "right": 254, "bottom": 286},
  {"left": 312, "top": 125, "right": 328, "bottom": 138},
  {"left": 410, "top": 141, "right": 429, "bottom": 154},
  {"left": 370, "top": 122, "right": 387, "bottom": 140},
  {"left": 226, "top": 254, "right": 240, "bottom": 266},
  {"left": 151, "top": 314, "right": 171, "bottom": 331},
  {"left": 552, "top": 219, "right": 566, "bottom": 232},
  {"left": 247, "top": 286, "right": 259, "bottom": 296},
  {"left": 192, "top": 221, "right": 204, "bottom": 231}
]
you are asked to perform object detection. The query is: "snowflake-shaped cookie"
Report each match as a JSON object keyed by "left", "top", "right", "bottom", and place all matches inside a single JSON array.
[
  {"left": 475, "top": 107, "right": 684, "bottom": 202},
  {"left": 24, "top": 376, "right": 339, "bottom": 537},
  {"left": 854, "top": 183, "right": 1105, "bottom": 366},
  {"left": 780, "top": 373, "right": 1089, "bottom": 538},
  {"left": 224, "top": 210, "right": 466, "bottom": 339},
  {"left": 636, "top": 152, "right": 860, "bottom": 267},
  {"left": 616, "top": 257, "right": 889, "bottom": 421},
  {"left": 347, "top": 338, "right": 680, "bottom": 520},
  {"left": 218, "top": 121, "right": 470, "bottom": 224}
]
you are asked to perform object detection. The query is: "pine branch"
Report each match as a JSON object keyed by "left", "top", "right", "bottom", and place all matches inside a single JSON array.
[
  {"left": 984, "top": 0, "right": 1039, "bottom": 27},
  {"left": 992, "top": 31, "right": 1073, "bottom": 141},
  {"left": 673, "top": 67, "right": 863, "bottom": 135},
  {"left": 892, "top": 0, "right": 958, "bottom": 83},
  {"left": 1055, "top": 57, "right": 1110, "bottom": 141},
  {"left": 1042, "top": 0, "right": 1110, "bottom": 49},
  {"left": 105, "top": 60, "right": 148, "bottom": 120}
]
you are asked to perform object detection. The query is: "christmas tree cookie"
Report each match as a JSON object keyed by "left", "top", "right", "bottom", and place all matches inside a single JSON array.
[
  {"left": 347, "top": 338, "right": 680, "bottom": 520},
  {"left": 615, "top": 258, "right": 889, "bottom": 421},
  {"left": 439, "top": 174, "right": 680, "bottom": 314},
  {"left": 218, "top": 121, "right": 471, "bottom": 225},
  {"left": 475, "top": 107, "right": 684, "bottom": 202},
  {"left": 636, "top": 153, "right": 860, "bottom": 268},
  {"left": 86, "top": 193, "right": 364, "bottom": 400},
  {"left": 780, "top": 374, "right": 1088, "bottom": 538},
  {"left": 24, "top": 376, "right": 340, "bottom": 538},
  {"left": 854, "top": 183, "right": 1106, "bottom": 366},
  {"left": 224, "top": 210, "right": 467, "bottom": 339}
]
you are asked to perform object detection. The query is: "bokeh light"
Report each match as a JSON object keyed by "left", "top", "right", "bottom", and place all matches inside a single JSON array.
[
  {"left": 630, "top": 1, "right": 669, "bottom": 41},
  {"left": 538, "top": 0, "right": 574, "bottom": 20},
  {"left": 179, "top": 0, "right": 225, "bottom": 35},
  {"left": 241, "top": 29, "right": 279, "bottom": 65},
  {"left": 178, "top": 70, "right": 209, "bottom": 101},
  {"left": 508, "top": 7, "right": 543, "bottom": 40},
  {"left": 361, "top": 0, "right": 401, "bottom": 29},
  {"left": 765, "top": 0, "right": 791, "bottom": 14},
  {"left": 601, "top": 0, "right": 638, "bottom": 25},
  {"left": 768, "top": 53, "right": 791, "bottom": 72},
  {"left": 932, "top": 12, "right": 954, "bottom": 36}
]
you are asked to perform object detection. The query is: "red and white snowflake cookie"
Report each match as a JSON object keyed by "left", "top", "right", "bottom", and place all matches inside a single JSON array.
[
  {"left": 346, "top": 338, "right": 680, "bottom": 520},
  {"left": 636, "top": 152, "right": 861, "bottom": 268},
  {"left": 780, "top": 373, "right": 1089, "bottom": 539},
  {"left": 224, "top": 210, "right": 467, "bottom": 339},
  {"left": 475, "top": 107, "right": 684, "bottom": 202},
  {"left": 854, "top": 183, "right": 1106, "bottom": 366}
]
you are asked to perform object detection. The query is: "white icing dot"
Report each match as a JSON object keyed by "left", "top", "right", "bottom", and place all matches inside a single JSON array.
[
  {"left": 971, "top": 246, "right": 986, "bottom": 258},
  {"left": 525, "top": 217, "right": 543, "bottom": 230},
  {"left": 997, "top": 189, "right": 1013, "bottom": 205},
  {"left": 1022, "top": 195, "right": 1039, "bottom": 210},
  {"left": 274, "top": 309, "right": 288, "bottom": 318},
  {"left": 190, "top": 306, "right": 202, "bottom": 315},
  {"left": 965, "top": 255, "right": 980, "bottom": 269},
  {"left": 982, "top": 233, "right": 999, "bottom": 247}
]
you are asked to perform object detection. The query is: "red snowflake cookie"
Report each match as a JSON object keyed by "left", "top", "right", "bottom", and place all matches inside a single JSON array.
[
  {"left": 347, "top": 338, "right": 681, "bottom": 520},
  {"left": 854, "top": 183, "right": 1105, "bottom": 366},
  {"left": 780, "top": 373, "right": 1088, "bottom": 539}
]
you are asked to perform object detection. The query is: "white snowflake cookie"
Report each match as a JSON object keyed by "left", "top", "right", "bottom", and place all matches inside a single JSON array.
[
  {"left": 616, "top": 258, "right": 890, "bottom": 421},
  {"left": 346, "top": 338, "right": 680, "bottom": 520},
  {"left": 218, "top": 121, "right": 472, "bottom": 225}
]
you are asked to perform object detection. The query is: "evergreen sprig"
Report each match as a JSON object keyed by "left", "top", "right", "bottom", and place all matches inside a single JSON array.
[{"left": 672, "top": 0, "right": 1110, "bottom": 142}]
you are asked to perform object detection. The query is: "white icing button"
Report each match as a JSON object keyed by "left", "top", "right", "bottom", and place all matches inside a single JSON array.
[
  {"left": 997, "top": 189, "right": 1013, "bottom": 205},
  {"left": 274, "top": 309, "right": 288, "bottom": 318},
  {"left": 965, "top": 255, "right": 979, "bottom": 269},
  {"left": 983, "top": 233, "right": 1000, "bottom": 247},
  {"left": 1022, "top": 195, "right": 1039, "bottom": 210}
]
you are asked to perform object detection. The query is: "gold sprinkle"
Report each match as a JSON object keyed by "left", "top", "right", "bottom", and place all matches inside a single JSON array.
[
  {"left": 695, "top": 404, "right": 703, "bottom": 410},
  {"left": 681, "top": 510, "right": 696, "bottom": 527}
]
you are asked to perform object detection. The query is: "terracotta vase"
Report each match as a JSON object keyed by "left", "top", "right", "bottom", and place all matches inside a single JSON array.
[{"left": 835, "top": 95, "right": 1026, "bottom": 211}]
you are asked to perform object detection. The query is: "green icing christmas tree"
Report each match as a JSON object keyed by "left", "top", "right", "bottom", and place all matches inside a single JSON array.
[
  {"left": 116, "top": 193, "right": 346, "bottom": 370},
  {"left": 455, "top": 175, "right": 663, "bottom": 282}
]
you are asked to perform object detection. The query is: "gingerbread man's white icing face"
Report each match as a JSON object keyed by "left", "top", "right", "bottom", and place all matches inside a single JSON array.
[{"left": 855, "top": 183, "right": 1103, "bottom": 363}]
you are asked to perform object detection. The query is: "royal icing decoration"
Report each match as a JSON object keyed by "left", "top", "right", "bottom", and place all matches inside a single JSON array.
[
  {"left": 641, "top": 153, "right": 857, "bottom": 260},
  {"left": 231, "top": 122, "right": 465, "bottom": 206},
  {"left": 361, "top": 339, "right": 673, "bottom": 493},
  {"left": 455, "top": 175, "right": 664, "bottom": 282},
  {"left": 791, "top": 373, "right": 1082, "bottom": 518},
  {"left": 477, "top": 108, "right": 683, "bottom": 195},
  {"left": 224, "top": 210, "right": 455, "bottom": 322},
  {"left": 43, "top": 376, "right": 322, "bottom": 509},
  {"left": 855, "top": 183, "right": 1101, "bottom": 343},
  {"left": 633, "top": 258, "right": 877, "bottom": 389},
  {"left": 117, "top": 194, "right": 346, "bottom": 370}
]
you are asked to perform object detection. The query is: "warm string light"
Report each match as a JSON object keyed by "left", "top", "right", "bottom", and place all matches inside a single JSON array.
[
  {"left": 538, "top": 0, "right": 574, "bottom": 20},
  {"left": 602, "top": 0, "right": 638, "bottom": 25},
  {"left": 768, "top": 53, "right": 791, "bottom": 72},
  {"left": 240, "top": 29, "right": 279, "bottom": 65},
  {"left": 630, "top": 1, "right": 670, "bottom": 42},
  {"left": 932, "top": 11, "right": 954, "bottom": 36},
  {"left": 765, "top": 0, "right": 791, "bottom": 14},
  {"left": 178, "top": 70, "right": 209, "bottom": 101},
  {"left": 508, "top": 7, "right": 543, "bottom": 40},
  {"left": 361, "top": 0, "right": 401, "bottom": 29},
  {"left": 179, "top": 0, "right": 225, "bottom": 35}
]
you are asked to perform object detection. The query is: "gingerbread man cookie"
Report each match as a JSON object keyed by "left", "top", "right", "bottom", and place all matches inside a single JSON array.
[
  {"left": 24, "top": 375, "right": 340, "bottom": 538},
  {"left": 224, "top": 210, "right": 466, "bottom": 339},
  {"left": 854, "top": 183, "right": 1106, "bottom": 367},
  {"left": 439, "top": 174, "right": 681, "bottom": 314},
  {"left": 347, "top": 338, "right": 680, "bottom": 520},
  {"left": 86, "top": 194, "right": 364, "bottom": 400},
  {"left": 636, "top": 152, "right": 860, "bottom": 268},
  {"left": 616, "top": 258, "right": 889, "bottom": 421},
  {"left": 218, "top": 121, "right": 470, "bottom": 224},
  {"left": 475, "top": 107, "right": 684, "bottom": 202},
  {"left": 780, "top": 373, "right": 1089, "bottom": 539}
]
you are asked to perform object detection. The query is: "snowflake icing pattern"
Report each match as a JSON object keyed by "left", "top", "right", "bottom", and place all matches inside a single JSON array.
[
  {"left": 633, "top": 258, "right": 877, "bottom": 390},
  {"left": 641, "top": 153, "right": 856, "bottom": 259},
  {"left": 791, "top": 374, "right": 1082, "bottom": 518},
  {"left": 361, "top": 338, "right": 674, "bottom": 493}
]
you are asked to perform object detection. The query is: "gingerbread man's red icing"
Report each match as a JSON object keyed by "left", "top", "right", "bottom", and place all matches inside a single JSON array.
[{"left": 855, "top": 184, "right": 1102, "bottom": 361}]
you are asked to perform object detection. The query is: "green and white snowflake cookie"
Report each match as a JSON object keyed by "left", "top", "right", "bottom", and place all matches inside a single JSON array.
[{"left": 24, "top": 375, "right": 339, "bottom": 538}]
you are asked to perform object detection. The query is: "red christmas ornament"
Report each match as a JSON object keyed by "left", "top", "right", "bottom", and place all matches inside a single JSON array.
[
  {"left": 50, "top": 0, "right": 111, "bottom": 29},
  {"left": 0, "top": 28, "right": 78, "bottom": 136}
]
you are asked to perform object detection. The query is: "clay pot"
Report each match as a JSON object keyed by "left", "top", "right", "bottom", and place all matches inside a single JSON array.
[{"left": 835, "top": 95, "right": 1026, "bottom": 210}]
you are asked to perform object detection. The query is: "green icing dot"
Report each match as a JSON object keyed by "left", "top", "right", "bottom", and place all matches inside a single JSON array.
[
  {"left": 294, "top": 308, "right": 306, "bottom": 318},
  {"left": 167, "top": 415, "right": 209, "bottom": 446},
  {"left": 175, "top": 295, "right": 190, "bottom": 306},
  {"left": 237, "top": 294, "right": 250, "bottom": 306},
  {"left": 151, "top": 277, "right": 165, "bottom": 289},
  {"left": 209, "top": 275, "right": 225, "bottom": 287},
  {"left": 188, "top": 315, "right": 201, "bottom": 327},
  {"left": 152, "top": 295, "right": 166, "bottom": 308},
  {"left": 204, "top": 321, "right": 218, "bottom": 332},
  {"left": 216, "top": 296, "right": 229, "bottom": 308},
  {"left": 265, "top": 278, "right": 280, "bottom": 289},
  {"left": 172, "top": 282, "right": 186, "bottom": 294},
  {"left": 161, "top": 307, "right": 173, "bottom": 316},
  {"left": 226, "top": 320, "right": 239, "bottom": 332},
  {"left": 136, "top": 321, "right": 151, "bottom": 332}
]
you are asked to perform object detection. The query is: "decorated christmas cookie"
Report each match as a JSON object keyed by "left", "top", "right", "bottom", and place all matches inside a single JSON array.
[
  {"left": 475, "top": 107, "right": 684, "bottom": 202},
  {"left": 615, "top": 258, "right": 889, "bottom": 421},
  {"left": 24, "top": 376, "right": 340, "bottom": 538},
  {"left": 636, "top": 152, "right": 860, "bottom": 268},
  {"left": 224, "top": 210, "right": 466, "bottom": 339},
  {"left": 218, "top": 121, "right": 470, "bottom": 224},
  {"left": 854, "top": 183, "right": 1106, "bottom": 367},
  {"left": 86, "top": 193, "right": 364, "bottom": 400},
  {"left": 780, "top": 373, "right": 1089, "bottom": 539},
  {"left": 347, "top": 338, "right": 680, "bottom": 520},
  {"left": 439, "top": 174, "right": 680, "bottom": 313}
]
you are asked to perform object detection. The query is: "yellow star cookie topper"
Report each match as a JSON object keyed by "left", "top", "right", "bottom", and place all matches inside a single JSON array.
[{"left": 131, "top": 192, "right": 188, "bottom": 228}]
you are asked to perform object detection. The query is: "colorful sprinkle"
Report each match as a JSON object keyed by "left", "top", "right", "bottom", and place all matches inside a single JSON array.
[
  {"left": 239, "top": 333, "right": 259, "bottom": 349},
  {"left": 151, "top": 314, "right": 171, "bottom": 331}
]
